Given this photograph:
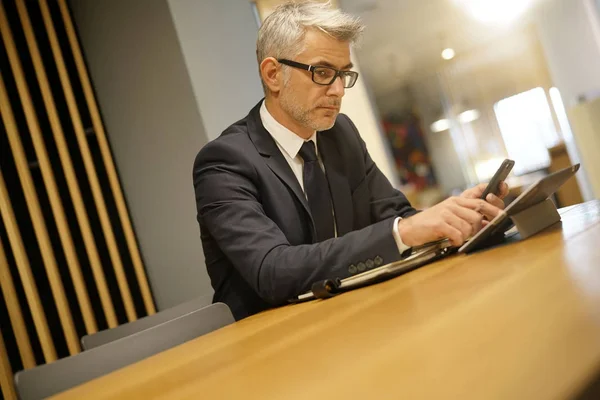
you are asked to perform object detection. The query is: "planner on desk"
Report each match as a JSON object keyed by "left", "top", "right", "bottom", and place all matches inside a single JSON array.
[{"left": 294, "top": 238, "right": 453, "bottom": 302}]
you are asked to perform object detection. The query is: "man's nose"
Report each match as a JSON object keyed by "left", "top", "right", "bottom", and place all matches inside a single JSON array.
[{"left": 326, "top": 75, "right": 345, "bottom": 97}]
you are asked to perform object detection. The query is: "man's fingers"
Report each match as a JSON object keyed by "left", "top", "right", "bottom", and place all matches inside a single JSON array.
[
  {"left": 449, "top": 204, "right": 483, "bottom": 233},
  {"left": 485, "top": 193, "right": 505, "bottom": 210},
  {"left": 440, "top": 223, "right": 464, "bottom": 247},
  {"left": 475, "top": 182, "right": 488, "bottom": 197},
  {"left": 442, "top": 210, "right": 472, "bottom": 243},
  {"left": 463, "top": 183, "right": 487, "bottom": 199},
  {"left": 455, "top": 197, "right": 502, "bottom": 220},
  {"left": 463, "top": 181, "right": 509, "bottom": 200},
  {"left": 497, "top": 181, "right": 509, "bottom": 199}
]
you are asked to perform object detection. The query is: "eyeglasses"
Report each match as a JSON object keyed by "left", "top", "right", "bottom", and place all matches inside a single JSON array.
[{"left": 277, "top": 59, "right": 359, "bottom": 88}]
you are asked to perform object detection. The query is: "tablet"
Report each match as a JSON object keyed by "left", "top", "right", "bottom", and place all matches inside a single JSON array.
[{"left": 458, "top": 163, "right": 580, "bottom": 253}]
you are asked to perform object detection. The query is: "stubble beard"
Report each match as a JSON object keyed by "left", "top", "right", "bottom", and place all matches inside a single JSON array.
[{"left": 280, "top": 83, "right": 339, "bottom": 132}]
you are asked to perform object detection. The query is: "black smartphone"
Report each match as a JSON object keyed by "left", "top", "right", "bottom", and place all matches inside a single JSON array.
[{"left": 480, "top": 159, "right": 515, "bottom": 199}]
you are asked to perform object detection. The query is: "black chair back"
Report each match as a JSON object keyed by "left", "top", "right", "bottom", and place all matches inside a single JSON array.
[
  {"left": 14, "top": 302, "right": 233, "bottom": 400},
  {"left": 81, "top": 294, "right": 213, "bottom": 350}
]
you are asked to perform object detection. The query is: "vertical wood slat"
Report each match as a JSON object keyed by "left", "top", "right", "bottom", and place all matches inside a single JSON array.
[
  {"left": 0, "top": 328, "right": 17, "bottom": 400},
  {"left": 8, "top": 0, "right": 98, "bottom": 335},
  {"left": 0, "top": 169, "right": 57, "bottom": 363},
  {"left": 37, "top": 0, "right": 138, "bottom": 322},
  {"left": 15, "top": 0, "right": 118, "bottom": 330},
  {"left": 0, "top": 239, "right": 36, "bottom": 369},
  {"left": 57, "top": 0, "right": 156, "bottom": 316},
  {"left": 0, "top": 3, "right": 81, "bottom": 356}
]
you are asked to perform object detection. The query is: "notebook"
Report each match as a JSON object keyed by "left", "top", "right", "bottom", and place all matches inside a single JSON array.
[{"left": 293, "top": 238, "right": 453, "bottom": 302}]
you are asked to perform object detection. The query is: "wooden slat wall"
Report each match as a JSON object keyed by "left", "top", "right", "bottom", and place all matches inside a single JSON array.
[
  {"left": 1, "top": 2, "right": 81, "bottom": 356},
  {"left": 0, "top": 0, "right": 156, "bottom": 397},
  {"left": 0, "top": 329, "right": 16, "bottom": 400},
  {"left": 37, "top": 0, "right": 137, "bottom": 323},
  {"left": 14, "top": 0, "right": 118, "bottom": 329},
  {"left": 0, "top": 83, "right": 58, "bottom": 365},
  {"left": 0, "top": 187, "right": 36, "bottom": 370},
  {"left": 56, "top": 0, "right": 156, "bottom": 316}
]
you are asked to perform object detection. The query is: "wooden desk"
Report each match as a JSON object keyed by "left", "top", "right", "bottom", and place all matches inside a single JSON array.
[{"left": 54, "top": 200, "right": 600, "bottom": 400}]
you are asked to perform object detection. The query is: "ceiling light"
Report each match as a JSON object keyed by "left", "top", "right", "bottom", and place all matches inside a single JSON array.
[
  {"left": 458, "top": 109, "right": 481, "bottom": 124},
  {"left": 454, "top": 0, "right": 535, "bottom": 25},
  {"left": 441, "top": 48, "right": 455, "bottom": 60},
  {"left": 431, "top": 119, "right": 451, "bottom": 133}
]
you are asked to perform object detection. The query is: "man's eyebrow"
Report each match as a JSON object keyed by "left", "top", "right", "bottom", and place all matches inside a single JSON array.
[{"left": 313, "top": 60, "right": 354, "bottom": 70}]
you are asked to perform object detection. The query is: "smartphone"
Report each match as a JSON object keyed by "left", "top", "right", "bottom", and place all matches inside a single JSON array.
[{"left": 480, "top": 159, "right": 515, "bottom": 199}]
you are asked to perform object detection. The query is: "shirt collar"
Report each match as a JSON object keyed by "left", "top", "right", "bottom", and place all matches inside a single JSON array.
[{"left": 259, "top": 100, "right": 318, "bottom": 159}]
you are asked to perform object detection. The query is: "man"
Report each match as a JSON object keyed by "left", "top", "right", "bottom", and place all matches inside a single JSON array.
[{"left": 193, "top": 1, "right": 508, "bottom": 320}]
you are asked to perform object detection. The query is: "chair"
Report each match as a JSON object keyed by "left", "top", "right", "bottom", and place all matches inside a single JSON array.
[
  {"left": 81, "top": 294, "right": 213, "bottom": 350},
  {"left": 14, "top": 302, "right": 233, "bottom": 400}
]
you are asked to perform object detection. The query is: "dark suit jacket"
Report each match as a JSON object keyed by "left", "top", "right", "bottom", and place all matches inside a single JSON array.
[{"left": 193, "top": 100, "right": 417, "bottom": 320}]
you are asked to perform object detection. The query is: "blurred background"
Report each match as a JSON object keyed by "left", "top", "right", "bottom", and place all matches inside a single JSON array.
[{"left": 339, "top": 0, "right": 600, "bottom": 209}]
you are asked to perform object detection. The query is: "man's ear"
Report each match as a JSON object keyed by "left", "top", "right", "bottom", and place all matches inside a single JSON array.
[{"left": 260, "top": 57, "right": 282, "bottom": 94}]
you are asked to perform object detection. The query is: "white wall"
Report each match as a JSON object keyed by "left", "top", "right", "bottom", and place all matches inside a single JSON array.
[
  {"left": 535, "top": 0, "right": 600, "bottom": 201},
  {"left": 70, "top": 0, "right": 213, "bottom": 310},
  {"left": 536, "top": 0, "right": 600, "bottom": 107},
  {"left": 341, "top": 52, "right": 399, "bottom": 187},
  {"left": 167, "top": 0, "right": 264, "bottom": 141},
  {"left": 568, "top": 98, "right": 600, "bottom": 199}
]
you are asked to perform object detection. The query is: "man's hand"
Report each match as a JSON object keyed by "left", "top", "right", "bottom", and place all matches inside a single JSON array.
[
  {"left": 397, "top": 181, "right": 509, "bottom": 247},
  {"left": 460, "top": 182, "right": 509, "bottom": 219}
]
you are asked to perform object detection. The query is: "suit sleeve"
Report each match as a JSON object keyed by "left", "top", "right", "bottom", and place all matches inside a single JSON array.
[
  {"left": 340, "top": 115, "right": 419, "bottom": 221},
  {"left": 193, "top": 139, "right": 402, "bottom": 306}
]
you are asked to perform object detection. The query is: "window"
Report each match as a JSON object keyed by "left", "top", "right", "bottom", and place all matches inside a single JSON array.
[{"left": 493, "top": 87, "right": 561, "bottom": 175}]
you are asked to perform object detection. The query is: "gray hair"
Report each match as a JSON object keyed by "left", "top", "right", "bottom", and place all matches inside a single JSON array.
[{"left": 256, "top": 1, "right": 364, "bottom": 91}]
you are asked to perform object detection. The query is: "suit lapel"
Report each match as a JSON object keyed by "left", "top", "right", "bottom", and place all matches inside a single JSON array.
[
  {"left": 318, "top": 132, "right": 354, "bottom": 236},
  {"left": 264, "top": 152, "right": 310, "bottom": 216},
  {"left": 246, "top": 101, "right": 316, "bottom": 240}
]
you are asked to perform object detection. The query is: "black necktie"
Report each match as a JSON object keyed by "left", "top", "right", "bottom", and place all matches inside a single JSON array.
[{"left": 299, "top": 141, "right": 335, "bottom": 242}]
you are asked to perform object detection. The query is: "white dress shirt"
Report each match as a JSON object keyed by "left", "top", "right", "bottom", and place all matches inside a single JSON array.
[{"left": 259, "top": 101, "right": 410, "bottom": 256}]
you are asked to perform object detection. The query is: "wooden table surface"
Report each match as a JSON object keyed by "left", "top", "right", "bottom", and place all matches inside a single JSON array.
[{"left": 54, "top": 200, "right": 600, "bottom": 400}]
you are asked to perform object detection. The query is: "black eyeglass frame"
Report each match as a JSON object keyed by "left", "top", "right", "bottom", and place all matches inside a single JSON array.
[{"left": 277, "top": 59, "right": 359, "bottom": 88}]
